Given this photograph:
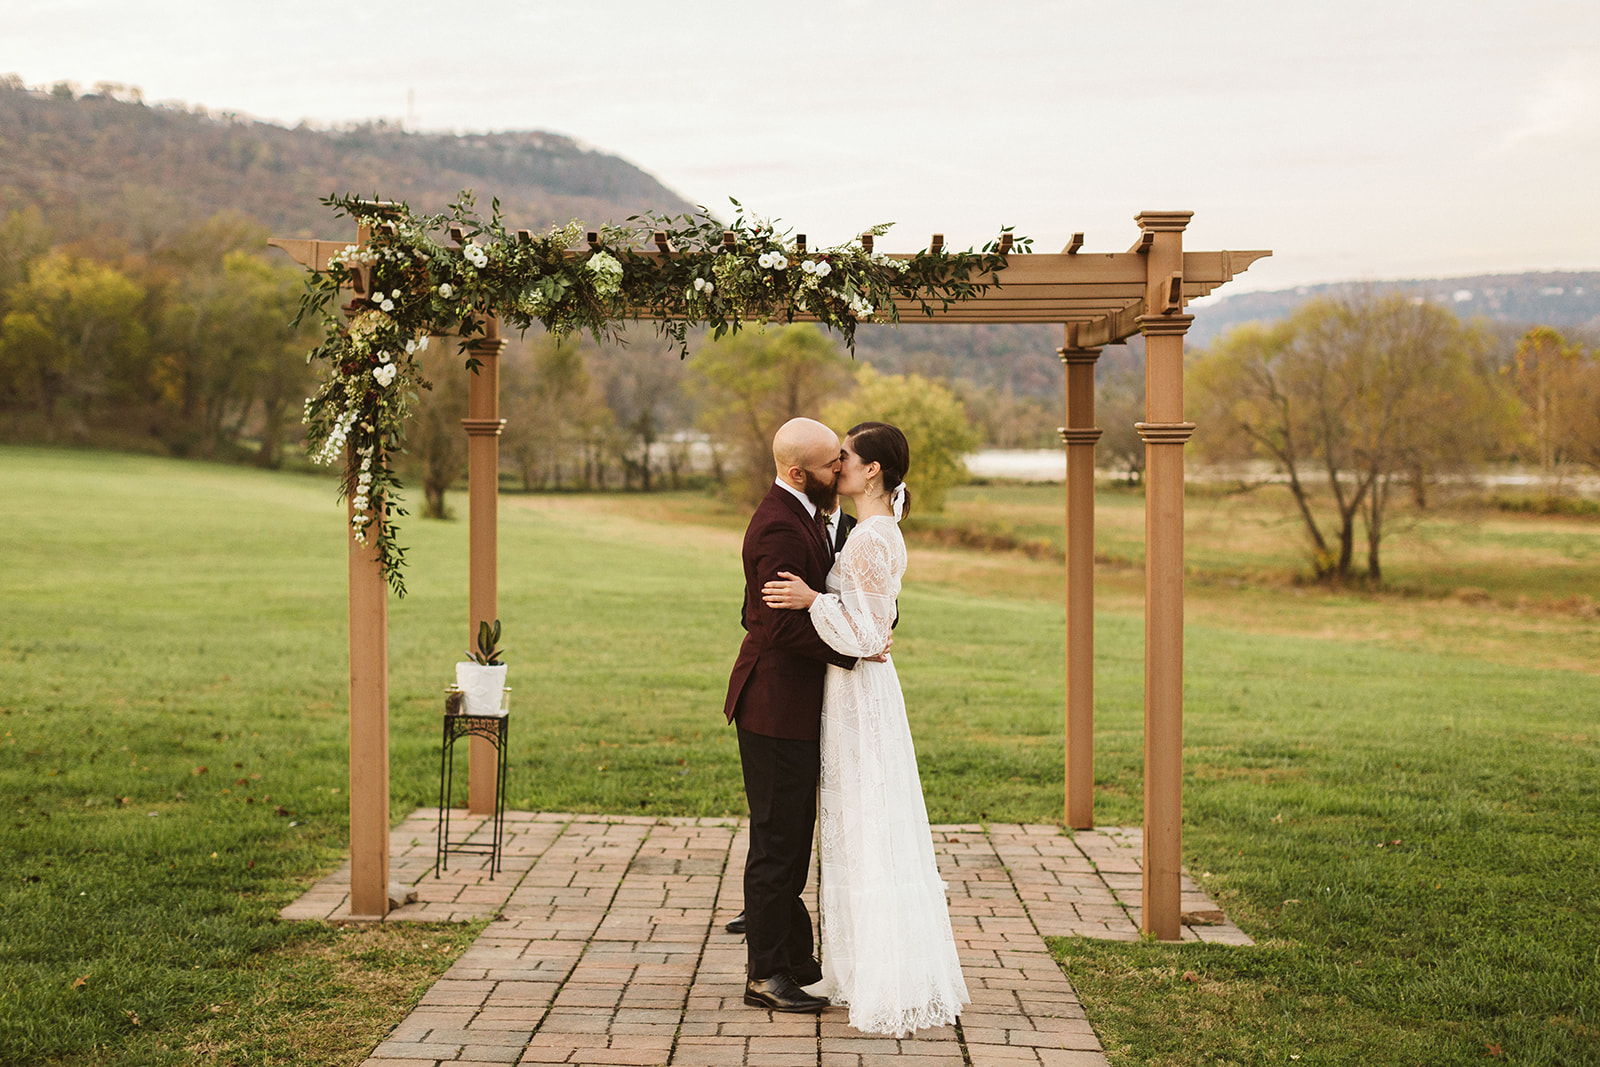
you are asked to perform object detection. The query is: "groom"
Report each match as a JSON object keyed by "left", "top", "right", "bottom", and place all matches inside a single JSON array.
[{"left": 723, "top": 417, "right": 857, "bottom": 1014}]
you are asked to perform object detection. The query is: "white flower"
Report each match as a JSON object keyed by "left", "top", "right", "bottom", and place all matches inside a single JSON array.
[
  {"left": 417, "top": 334, "right": 430, "bottom": 351},
  {"left": 379, "top": 299, "right": 394, "bottom": 312},
  {"left": 373, "top": 364, "right": 398, "bottom": 387},
  {"left": 438, "top": 283, "right": 453, "bottom": 299},
  {"left": 758, "top": 252, "right": 775, "bottom": 269},
  {"left": 693, "top": 277, "right": 706, "bottom": 292},
  {"left": 360, "top": 456, "right": 371, "bottom": 471},
  {"left": 378, "top": 350, "right": 392, "bottom": 364},
  {"left": 404, "top": 339, "right": 416, "bottom": 355},
  {"left": 772, "top": 254, "right": 788, "bottom": 270},
  {"left": 390, "top": 289, "right": 400, "bottom": 299},
  {"left": 814, "top": 261, "right": 831, "bottom": 279},
  {"left": 801, "top": 260, "right": 816, "bottom": 275},
  {"left": 703, "top": 281, "right": 713, "bottom": 294},
  {"left": 352, "top": 495, "right": 368, "bottom": 511}
]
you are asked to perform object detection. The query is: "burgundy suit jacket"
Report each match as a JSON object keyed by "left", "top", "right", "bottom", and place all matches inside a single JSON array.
[{"left": 723, "top": 483, "right": 855, "bottom": 740}]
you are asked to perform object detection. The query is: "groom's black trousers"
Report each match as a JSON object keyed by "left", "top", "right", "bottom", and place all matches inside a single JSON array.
[{"left": 736, "top": 727, "right": 819, "bottom": 981}]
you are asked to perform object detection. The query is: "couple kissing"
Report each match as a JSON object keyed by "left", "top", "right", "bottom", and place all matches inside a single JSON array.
[{"left": 722, "top": 416, "right": 968, "bottom": 1038}]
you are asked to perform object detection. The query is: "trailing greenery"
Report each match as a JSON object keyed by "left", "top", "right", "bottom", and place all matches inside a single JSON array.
[{"left": 295, "top": 191, "right": 1028, "bottom": 593}]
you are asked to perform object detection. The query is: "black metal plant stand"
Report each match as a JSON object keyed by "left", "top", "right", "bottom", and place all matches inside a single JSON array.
[{"left": 435, "top": 698, "right": 509, "bottom": 879}]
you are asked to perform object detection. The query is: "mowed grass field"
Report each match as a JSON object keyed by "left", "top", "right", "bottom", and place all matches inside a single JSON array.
[{"left": 2, "top": 446, "right": 1597, "bottom": 1065}]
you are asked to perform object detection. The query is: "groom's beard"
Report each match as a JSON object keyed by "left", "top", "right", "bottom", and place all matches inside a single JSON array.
[{"left": 802, "top": 469, "right": 839, "bottom": 514}]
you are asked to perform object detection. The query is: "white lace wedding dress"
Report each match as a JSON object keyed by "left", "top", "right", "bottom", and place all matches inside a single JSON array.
[{"left": 806, "top": 514, "right": 969, "bottom": 1037}]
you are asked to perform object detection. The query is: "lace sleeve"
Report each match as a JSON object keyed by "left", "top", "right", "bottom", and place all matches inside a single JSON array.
[{"left": 809, "top": 525, "right": 900, "bottom": 658}]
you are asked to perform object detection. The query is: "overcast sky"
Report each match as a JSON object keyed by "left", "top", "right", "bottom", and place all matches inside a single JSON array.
[{"left": 6, "top": 0, "right": 1598, "bottom": 290}]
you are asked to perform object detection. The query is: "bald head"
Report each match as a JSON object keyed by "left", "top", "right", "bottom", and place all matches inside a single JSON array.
[{"left": 773, "top": 417, "right": 840, "bottom": 488}]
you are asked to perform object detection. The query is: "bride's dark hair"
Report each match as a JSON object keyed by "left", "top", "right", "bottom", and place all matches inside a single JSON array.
[{"left": 845, "top": 421, "right": 911, "bottom": 518}]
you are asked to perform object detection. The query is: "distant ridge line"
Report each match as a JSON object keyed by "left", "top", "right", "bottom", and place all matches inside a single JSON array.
[{"left": 1192, "top": 270, "right": 1600, "bottom": 344}]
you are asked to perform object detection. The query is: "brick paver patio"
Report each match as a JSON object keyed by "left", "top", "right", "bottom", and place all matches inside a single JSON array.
[{"left": 282, "top": 811, "right": 1250, "bottom": 1066}]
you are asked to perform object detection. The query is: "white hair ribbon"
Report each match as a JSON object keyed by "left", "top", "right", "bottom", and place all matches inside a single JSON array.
[{"left": 890, "top": 483, "right": 907, "bottom": 521}]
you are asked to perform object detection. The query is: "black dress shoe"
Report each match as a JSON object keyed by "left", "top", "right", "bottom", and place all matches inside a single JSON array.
[
  {"left": 744, "top": 973, "right": 828, "bottom": 1014},
  {"left": 790, "top": 956, "right": 823, "bottom": 986},
  {"left": 725, "top": 911, "right": 746, "bottom": 934}
]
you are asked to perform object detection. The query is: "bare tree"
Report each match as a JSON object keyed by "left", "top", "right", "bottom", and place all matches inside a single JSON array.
[
  {"left": 1095, "top": 364, "right": 1147, "bottom": 485},
  {"left": 1191, "top": 294, "right": 1508, "bottom": 582},
  {"left": 593, "top": 336, "right": 689, "bottom": 492},
  {"left": 405, "top": 340, "right": 469, "bottom": 519},
  {"left": 1508, "top": 326, "right": 1588, "bottom": 495},
  {"left": 1566, "top": 347, "right": 1600, "bottom": 474},
  {"left": 501, "top": 333, "right": 609, "bottom": 490}
]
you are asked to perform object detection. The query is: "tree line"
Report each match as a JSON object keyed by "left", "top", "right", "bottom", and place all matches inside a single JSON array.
[
  {"left": 0, "top": 208, "right": 993, "bottom": 511},
  {"left": 6, "top": 204, "right": 1594, "bottom": 583},
  {"left": 0, "top": 208, "right": 320, "bottom": 465}
]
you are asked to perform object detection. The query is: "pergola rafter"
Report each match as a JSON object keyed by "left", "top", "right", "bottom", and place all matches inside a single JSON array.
[{"left": 270, "top": 210, "right": 1270, "bottom": 940}]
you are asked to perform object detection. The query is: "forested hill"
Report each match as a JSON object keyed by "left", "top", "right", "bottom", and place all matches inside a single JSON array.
[{"left": 0, "top": 79, "right": 696, "bottom": 244}]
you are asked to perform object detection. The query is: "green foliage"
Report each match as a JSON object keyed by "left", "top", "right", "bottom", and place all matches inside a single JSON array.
[
  {"left": 824, "top": 364, "right": 979, "bottom": 512},
  {"left": 689, "top": 323, "right": 855, "bottom": 502},
  {"left": 0, "top": 208, "right": 319, "bottom": 466},
  {"left": 0, "top": 251, "right": 148, "bottom": 429},
  {"left": 296, "top": 192, "right": 1025, "bottom": 590},
  {"left": 469, "top": 619, "right": 505, "bottom": 665}
]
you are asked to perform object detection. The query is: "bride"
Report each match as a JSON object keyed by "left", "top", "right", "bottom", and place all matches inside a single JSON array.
[{"left": 761, "top": 421, "right": 969, "bottom": 1038}]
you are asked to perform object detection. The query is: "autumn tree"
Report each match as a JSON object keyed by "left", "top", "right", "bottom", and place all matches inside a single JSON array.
[
  {"left": 154, "top": 250, "right": 314, "bottom": 460},
  {"left": 0, "top": 252, "right": 147, "bottom": 437},
  {"left": 404, "top": 338, "right": 469, "bottom": 519},
  {"left": 1191, "top": 294, "right": 1507, "bottom": 582},
  {"left": 1565, "top": 347, "right": 1600, "bottom": 474},
  {"left": 500, "top": 333, "right": 615, "bottom": 490},
  {"left": 593, "top": 337, "right": 691, "bottom": 491},
  {"left": 954, "top": 381, "right": 1060, "bottom": 449},
  {"left": 823, "top": 365, "right": 978, "bottom": 513},
  {"left": 1506, "top": 326, "right": 1588, "bottom": 494},
  {"left": 688, "top": 324, "right": 852, "bottom": 503},
  {"left": 0, "top": 208, "right": 51, "bottom": 323},
  {"left": 1095, "top": 364, "right": 1148, "bottom": 485}
]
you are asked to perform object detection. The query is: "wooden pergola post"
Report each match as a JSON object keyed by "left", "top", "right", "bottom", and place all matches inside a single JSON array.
[
  {"left": 1135, "top": 211, "right": 1196, "bottom": 940},
  {"left": 1059, "top": 325, "right": 1102, "bottom": 831},
  {"left": 463, "top": 318, "right": 507, "bottom": 814},
  {"left": 346, "top": 223, "right": 390, "bottom": 919}
]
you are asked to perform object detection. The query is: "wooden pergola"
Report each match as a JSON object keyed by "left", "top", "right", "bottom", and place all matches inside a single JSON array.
[{"left": 271, "top": 212, "right": 1269, "bottom": 939}]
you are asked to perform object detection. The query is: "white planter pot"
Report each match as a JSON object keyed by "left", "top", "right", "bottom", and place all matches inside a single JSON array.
[{"left": 455, "top": 662, "right": 508, "bottom": 717}]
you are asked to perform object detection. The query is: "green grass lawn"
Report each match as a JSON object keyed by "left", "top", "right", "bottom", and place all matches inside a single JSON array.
[{"left": 2, "top": 446, "right": 1597, "bottom": 1065}]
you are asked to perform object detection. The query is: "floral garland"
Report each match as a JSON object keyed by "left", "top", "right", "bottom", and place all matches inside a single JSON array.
[{"left": 296, "top": 191, "right": 1029, "bottom": 595}]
